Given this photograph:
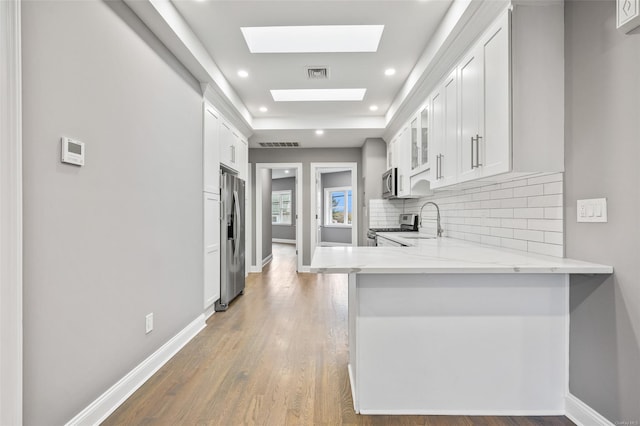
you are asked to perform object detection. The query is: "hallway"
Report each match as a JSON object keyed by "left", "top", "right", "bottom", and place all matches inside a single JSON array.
[{"left": 104, "top": 244, "right": 573, "bottom": 425}]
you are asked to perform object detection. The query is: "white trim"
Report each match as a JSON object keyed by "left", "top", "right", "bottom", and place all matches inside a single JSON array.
[
  {"left": 310, "top": 163, "right": 358, "bottom": 261},
  {"left": 262, "top": 253, "right": 273, "bottom": 267},
  {"left": 65, "top": 315, "right": 206, "bottom": 426},
  {"left": 255, "top": 163, "right": 303, "bottom": 272},
  {"left": 248, "top": 265, "right": 262, "bottom": 273},
  {"left": 348, "top": 364, "right": 358, "bottom": 414},
  {"left": 298, "top": 266, "right": 312, "bottom": 273},
  {"left": 323, "top": 186, "right": 353, "bottom": 227},
  {"left": 0, "top": 1, "right": 23, "bottom": 424},
  {"left": 565, "top": 394, "right": 615, "bottom": 426},
  {"left": 204, "top": 304, "right": 216, "bottom": 321},
  {"left": 358, "top": 409, "right": 565, "bottom": 416},
  {"left": 272, "top": 238, "right": 296, "bottom": 245}
]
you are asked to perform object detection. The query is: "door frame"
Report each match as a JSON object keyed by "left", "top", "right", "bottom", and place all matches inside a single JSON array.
[
  {"left": 309, "top": 162, "right": 358, "bottom": 260},
  {"left": 255, "top": 163, "right": 303, "bottom": 272},
  {"left": 0, "top": 0, "right": 23, "bottom": 423}
]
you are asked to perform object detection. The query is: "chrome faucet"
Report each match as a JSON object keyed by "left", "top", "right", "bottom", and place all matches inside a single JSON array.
[{"left": 419, "top": 201, "right": 443, "bottom": 238}]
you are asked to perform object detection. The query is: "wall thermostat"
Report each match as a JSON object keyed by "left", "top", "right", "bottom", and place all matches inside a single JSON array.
[{"left": 61, "top": 137, "right": 85, "bottom": 166}]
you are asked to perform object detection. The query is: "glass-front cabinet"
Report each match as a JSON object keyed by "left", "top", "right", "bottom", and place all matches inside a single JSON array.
[{"left": 410, "top": 106, "right": 430, "bottom": 175}]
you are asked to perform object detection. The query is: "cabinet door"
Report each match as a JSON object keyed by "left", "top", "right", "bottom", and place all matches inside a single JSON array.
[
  {"left": 481, "top": 13, "right": 510, "bottom": 178},
  {"left": 419, "top": 106, "right": 429, "bottom": 171},
  {"left": 458, "top": 45, "right": 483, "bottom": 183},
  {"left": 219, "top": 122, "right": 233, "bottom": 168},
  {"left": 396, "top": 127, "right": 411, "bottom": 197},
  {"left": 441, "top": 69, "right": 459, "bottom": 187},
  {"left": 410, "top": 116, "right": 419, "bottom": 171},
  {"left": 237, "top": 139, "right": 248, "bottom": 181},
  {"left": 203, "top": 104, "right": 220, "bottom": 194},
  {"left": 429, "top": 88, "right": 444, "bottom": 186},
  {"left": 204, "top": 192, "right": 220, "bottom": 309}
]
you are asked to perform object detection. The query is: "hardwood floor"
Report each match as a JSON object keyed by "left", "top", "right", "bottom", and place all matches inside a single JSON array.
[{"left": 103, "top": 243, "right": 575, "bottom": 425}]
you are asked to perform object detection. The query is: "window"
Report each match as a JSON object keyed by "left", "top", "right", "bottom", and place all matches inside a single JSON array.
[
  {"left": 324, "top": 187, "right": 352, "bottom": 226},
  {"left": 272, "top": 190, "right": 292, "bottom": 225}
]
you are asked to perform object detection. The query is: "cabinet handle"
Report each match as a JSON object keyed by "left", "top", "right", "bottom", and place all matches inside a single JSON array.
[
  {"left": 439, "top": 154, "right": 443, "bottom": 179},
  {"left": 470, "top": 136, "right": 475, "bottom": 169},
  {"left": 435, "top": 154, "right": 439, "bottom": 179},
  {"left": 476, "top": 135, "right": 483, "bottom": 167}
]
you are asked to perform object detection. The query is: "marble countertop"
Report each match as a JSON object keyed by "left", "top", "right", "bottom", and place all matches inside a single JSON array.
[{"left": 310, "top": 238, "right": 613, "bottom": 274}]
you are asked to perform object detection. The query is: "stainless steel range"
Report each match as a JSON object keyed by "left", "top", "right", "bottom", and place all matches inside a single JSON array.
[{"left": 366, "top": 214, "right": 418, "bottom": 246}]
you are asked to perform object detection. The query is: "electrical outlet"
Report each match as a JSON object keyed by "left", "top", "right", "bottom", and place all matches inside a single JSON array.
[
  {"left": 145, "top": 313, "right": 154, "bottom": 334},
  {"left": 577, "top": 198, "right": 607, "bottom": 223}
]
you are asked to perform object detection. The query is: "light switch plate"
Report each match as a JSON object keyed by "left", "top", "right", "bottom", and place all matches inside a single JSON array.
[{"left": 577, "top": 198, "right": 607, "bottom": 223}]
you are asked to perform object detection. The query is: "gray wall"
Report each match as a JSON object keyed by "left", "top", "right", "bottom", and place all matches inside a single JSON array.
[
  {"left": 21, "top": 2, "right": 203, "bottom": 424},
  {"left": 361, "top": 138, "right": 387, "bottom": 243},
  {"left": 272, "top": 177, "right": 296, "bottom": 241},
  {"left": 261, "top": 169, "right": 273, "bottom": 262},
  {"left": 565, "top": 1, "right": 640, "bottom": 424},
  {"left": 321, "top": 171, "right": 352, "bottom": 244},
  {"left": 249, "top": 148, "right": 362, "bottom": 265}
]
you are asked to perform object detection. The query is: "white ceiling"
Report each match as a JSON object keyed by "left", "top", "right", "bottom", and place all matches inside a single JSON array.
[{"left": 171, "top": 0, "right": 453, "bottom": 148}]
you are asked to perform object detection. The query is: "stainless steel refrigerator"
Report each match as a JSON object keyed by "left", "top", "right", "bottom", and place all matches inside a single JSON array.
[{"left": 215, "top": 170, "right": 245, "bottom": 311}]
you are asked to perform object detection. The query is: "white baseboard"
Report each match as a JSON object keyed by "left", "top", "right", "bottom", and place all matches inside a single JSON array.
[
  {"left": 348, "top": 364, "right": 358, "bottom": 414},
  {"left": 204, "top": 304, "right": 216, "bottom": 321},
  {"left": 565, "top": 393, "right": 614, "bottom": 426},
  {"left": 248, "top": 265, "right": 262, "bottom": 273},
  {"left": 359, "top": 409, "right": 565, "bottom": 416},
  {"left": 298, "top": 265, "right": 312, "bottom": 273},
  {"left": 262, "top": 253, "right": 273, "bottom": 267},
  {"left": 272, "top": 238, "right": 295, "bottom": 244},
  {"left": 65, "top": 315, "right": 206, "bottom": 426},
  {"left": 319, "top": 242, "right": 351, "bottom": 247}
]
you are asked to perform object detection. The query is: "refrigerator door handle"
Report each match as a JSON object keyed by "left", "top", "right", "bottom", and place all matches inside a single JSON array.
[{"left": 233, "top": 190, "right": 240, "bottom": 257}]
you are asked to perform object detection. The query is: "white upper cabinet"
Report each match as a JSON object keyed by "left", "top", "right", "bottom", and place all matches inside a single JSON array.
[
  {"left": 203, "top": 103, "right": 220, "bottom": 194},
  {"left": 430, "top": 68, "right": 458, "bottom": 189},
  {"left": 237, "top": 138, "right": 248, "bottom": 181},
  {"left": 396, "top": 126, "right": 411, "bottom": 197},
  {"left": 458, "top": 12, "right": 510, "bottom": 184}
]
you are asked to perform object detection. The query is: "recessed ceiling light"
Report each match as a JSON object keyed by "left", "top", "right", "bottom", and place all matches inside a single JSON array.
[
  {"left": 384, "top": 68, "right": 396, "bottom": 76},
  {"left": 285, "top": 170, "right": 290, "bottom": 174},
  {"left": 315, "top": 130, "right": 324, "bottom": 136},
  {"left": 259, "top": 106, "right": 268, "bottom": 112},
  {"left": 369, "top": 105, "right": 379, "bottom": 111},
  {"left": 237, "top": 69, "right": 249, "bottom": 78},
  {"left": 241, "top": 25, "right": 384, "bottom": 53},
  {"left": 271, "top": 89, "right": 366, "bottom": 102}
]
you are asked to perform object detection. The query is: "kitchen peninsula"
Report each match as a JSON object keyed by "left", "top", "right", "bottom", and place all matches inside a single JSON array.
[{"left": 310, "top": 239, "right": 612, "bottom": 415}]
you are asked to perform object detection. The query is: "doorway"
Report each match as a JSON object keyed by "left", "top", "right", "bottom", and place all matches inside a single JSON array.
[
  {"left": 255, "top": 163, "right": 303, "bottom": 273},
  {"left": 309, "top": 163, "right": 358, "bottom": 260}
]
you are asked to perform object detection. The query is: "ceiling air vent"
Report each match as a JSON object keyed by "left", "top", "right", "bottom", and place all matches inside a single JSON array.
[
  {"left": 306, "top": 66, "right": 329, "bottom": 79},
  {"left": 258, "top": 142, "right": 300, "bottom": 148}
]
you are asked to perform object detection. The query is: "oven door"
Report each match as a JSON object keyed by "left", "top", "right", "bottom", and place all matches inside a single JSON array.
[
  {"left": 382, "top": 168, "right": 397, "bottom": 199},
  {"left": 366, "top": 231, "right": 378, "bottom": 246}
]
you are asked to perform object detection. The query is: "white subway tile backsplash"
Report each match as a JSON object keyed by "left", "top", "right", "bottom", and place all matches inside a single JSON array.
[
  {"left": 528, "top": 219, "right": 563, "bottom": 232},
  {"left": 544, "top": 181, "right": 563, "bottom": 195},
  {"left": 514, "top": 207, "right": 545, "bottom": 219},
  {"left": 528, "top": 194, "right": 563, "bottom": 208},
  {"left": 544, "top": 207, "right": 563, "bottom": 219},
  {"left": 369, "top": 173, "right": 564, "bottom": 257},
  {"left": 514, "top": 185, "right": 543, "bottom": 198},
  {"left": 545, "top": 231, "right": 564, "bottom": 245},
  {"left": 500, "top": 197, "right": 528, "bottom": 208},
  {"left": 513, "top": 229, "right": 545, "bottom": 242},
  {"left": 501, "top": 218, "right": 528, "bottom": 229}
]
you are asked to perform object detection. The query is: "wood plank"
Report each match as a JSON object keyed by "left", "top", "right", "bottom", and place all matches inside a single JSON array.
[{"left": 103, "top": 244, "right": 574, "bottom": 426}]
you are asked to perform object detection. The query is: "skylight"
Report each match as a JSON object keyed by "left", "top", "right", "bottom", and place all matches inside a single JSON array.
[
  {"left": 270, "top": 89, "right": 366, "bottom": 102},
  {"left": 241, "top": 25, "right": 384, "bottom": 53}
]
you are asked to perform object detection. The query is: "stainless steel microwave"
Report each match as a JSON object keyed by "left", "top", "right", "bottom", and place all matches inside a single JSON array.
[{"left": 382, "top": 168, "right": 397, "bottom": 199}]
